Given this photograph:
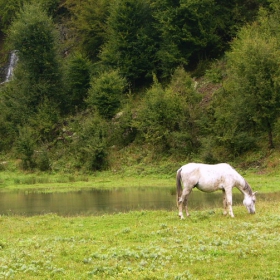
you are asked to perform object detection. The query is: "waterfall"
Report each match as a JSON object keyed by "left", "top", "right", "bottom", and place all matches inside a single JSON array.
[
  {"left": 1, "top": 50, "right": 18, "bottom": 84},
  {"left": 5, "top": 51, "right": 18, "bottom": 82}
]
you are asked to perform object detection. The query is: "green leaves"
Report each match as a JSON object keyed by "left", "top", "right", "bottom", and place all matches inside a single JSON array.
[
  {"left": 63, "top": 53, "right": 91, "bottom": 113},
  {"left": 226, "top": 19, "right": 280, "bottom": 149},
  {"left": 134, "top": 69, "right": 202, "bottom": 155},
  {"left": 100, "top": 0, "right": 158, "bottom": 85},
  {"left": 87, "top": 70, "right": 126, "bottom": 119}
]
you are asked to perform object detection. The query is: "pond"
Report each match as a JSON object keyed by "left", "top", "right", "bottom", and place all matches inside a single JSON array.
[{"left": 0, "top": 188, "right": 278, "bottom": 216}]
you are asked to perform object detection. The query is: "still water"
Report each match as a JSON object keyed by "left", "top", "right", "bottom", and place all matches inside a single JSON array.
[{"left": 0, "top": 188, "right": 278, "bottom": 216}]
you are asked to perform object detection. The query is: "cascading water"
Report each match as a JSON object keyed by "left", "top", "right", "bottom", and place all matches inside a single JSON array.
[{"left": 0, "top": 50, "right": 18, "bottom": 84}]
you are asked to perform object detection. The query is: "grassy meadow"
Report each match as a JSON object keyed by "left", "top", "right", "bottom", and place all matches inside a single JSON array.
[
  {"left": 0, "top": 200, "right": 279, "bottom": 279},
  {"left": 0, "top": 166, "right": 280, "bottom": 193},
  {"left": 0, "top": 165, "right": 280, "bottom": 279}
]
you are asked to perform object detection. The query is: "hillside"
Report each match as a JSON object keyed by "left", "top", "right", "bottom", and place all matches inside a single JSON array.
[{"left": 1, "top": 0, "right": 280, "bottom": 174}]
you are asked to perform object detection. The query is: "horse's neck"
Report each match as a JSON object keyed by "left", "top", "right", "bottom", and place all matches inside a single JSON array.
[{"left": 236, "top": 179, "right": 252, "bottom": 196}]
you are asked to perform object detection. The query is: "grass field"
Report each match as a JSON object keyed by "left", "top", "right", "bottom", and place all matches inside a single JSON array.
[
  {"left": 0, "top": 167, "right": 280, "bottom": 279},
  {"left": 0, "top": 200, "right": 279, "bottom": 279},
  {"left": 0, "top": 167, "right": 280, "bottom": 193}
]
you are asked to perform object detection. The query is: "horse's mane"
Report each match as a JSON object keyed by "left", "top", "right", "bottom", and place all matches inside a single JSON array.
[{"left": 243, "top": 180, "right": 253, "bottom": 195}]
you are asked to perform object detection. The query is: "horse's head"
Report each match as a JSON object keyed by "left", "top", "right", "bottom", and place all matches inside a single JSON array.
[{"left": 243, "top": 192, "right": 257, "bottom": 214}]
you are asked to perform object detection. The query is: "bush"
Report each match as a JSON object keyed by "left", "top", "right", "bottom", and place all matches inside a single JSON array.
[
  {"left": 87, "top": 70, "right": 126, "bottom": 119},
  {"left": 63, "top": 53, "right": 91, "bottom": 113},
  {"left": 134, "top": 78, "right": 190, "bottom": 154},
  {"left": 110, "top": 104, "right": 138, "bottom": 148},
  {"left": 15, "top": 126, "right": 37, "bottom": 169},
  {"left": 35, "top": 148, "right": 51, "bottom": 171},
  {"left": 70, "top": 113, "right": 109, "bottom": 171}
]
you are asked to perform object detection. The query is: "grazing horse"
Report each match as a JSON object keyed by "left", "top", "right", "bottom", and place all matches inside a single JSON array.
[{"left": 176, "top": 163, "right": 256, "bottom": 219}]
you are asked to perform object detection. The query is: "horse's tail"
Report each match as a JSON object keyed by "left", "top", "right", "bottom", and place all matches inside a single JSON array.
[{"left": 176, "top": 168, "right": 183, "bottom": 207}]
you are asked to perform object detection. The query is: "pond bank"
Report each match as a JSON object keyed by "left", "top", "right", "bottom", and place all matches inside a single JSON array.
[{"left": 0, "top": 168, "right": 279, "bottom": 193}]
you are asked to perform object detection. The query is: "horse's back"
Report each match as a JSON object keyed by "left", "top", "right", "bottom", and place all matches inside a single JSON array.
[
  {"left": 179, "top": 163, "right": 244, "bottom": 191},
  {"left": 179, "top": 162, "right": 232, "bottom": 173},
  {"left": 180, "top": 162, "right": 235, "bottom": 174}
]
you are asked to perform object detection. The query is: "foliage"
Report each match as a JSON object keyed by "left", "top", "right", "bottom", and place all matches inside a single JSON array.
[
  {"left": 0, "top": 0, "right": 26, "bottom": 32},
  {"left": 87, "top": 70, "right": 126, "bottom": 119},
  {"left": 1, "top": 0, "right": 280, "bottom": 172},
  {"left": 134, "top": 71, "right": 202, "bottom": 155},
  {"left": 0, "top": 80, "right": 33, "bottom": 149},
  {"left": 35, "top": 147, "right": 51, "bottom": 171},
  {"left": 206, "top": 86, "right": 258, "bottom": 160},
  {"left": 226, "top": 21, "right": 280, "bottom": 149},
  {"left": 109, "top": 100, "right": 138, "bottom": 148},
  {"left": 153, "top": 0, "right": 219, "bottom": 75},
  {"left": 0, "top": 0, "right": 64, "bottom": 35},
  {"left": 153, "top": 0, "right": 266, "bottom": 76},
  {"left": 63, "top": 52, "right": 91, "bottom": 113},
  {"left": 100, "top": 0, "right": 159, "bottom": 86},
  {"left": 69, "top": 113, "right": 109, "bottom": 171},
  {"left": 3, "top": 2, "right": 64, "bottom": 144},
  {"left": 29, "top": 98, "right": 60, "bottom": 143},
  {"left": 0, "top": 113, "right": 17, "bottom": 152},
  {"left": 8, "top": 3, "right": 61, "bottom": 84},
  {"left": 15, "top": 126, "right": 37, "bottom": 169},
  {"left": 63, "top": 0, "right": 110, "bottom": 60}
]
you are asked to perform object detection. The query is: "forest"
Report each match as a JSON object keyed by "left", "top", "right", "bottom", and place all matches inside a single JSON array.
[{"left": 0, "top": 0, "right": 280, "bottom": 173}]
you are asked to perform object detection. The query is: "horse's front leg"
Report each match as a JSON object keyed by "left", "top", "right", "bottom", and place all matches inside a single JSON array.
[{"left": 183, "top": 199, "right": 190, "bottom": 217}]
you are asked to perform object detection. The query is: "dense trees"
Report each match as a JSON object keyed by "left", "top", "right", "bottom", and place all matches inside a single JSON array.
[
  {"left": 1, "top": 0, "right": 280, "bottom": 171},
  {"left": 100, "top": 0, "right": 159, "bottom": 86},
  {"left": 226, "top": 25, "right": 280, "bottom": 149},
  {"left": 63, "top": 53, "right": 91, "bottom": 113},
  {"left": 0, "top": 3, "right": 63, "bottom": 165},
  {"left": 63, "top": 0, "right": 109, "bottom": 61},
  {"left": 63, "top": 0, "right": 266, "bottom": 83}
]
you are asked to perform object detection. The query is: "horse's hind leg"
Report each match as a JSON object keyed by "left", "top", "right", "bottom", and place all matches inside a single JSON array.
[
  {"left": 178, "top": 188, "right": 192, "bottom": 219},
  {"left": 224, "top": 189, "right": 234, "bottom": 218},
  {"left": 222, "top": 190, "right": 227, "bottom": 215}
]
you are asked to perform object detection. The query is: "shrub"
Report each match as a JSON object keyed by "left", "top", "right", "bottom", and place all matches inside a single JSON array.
[
  {"left": 35, "top": 148, "right": 51, "bottom": 171},
  {"left": 87, "top": 70, "right": 126, "bottom": 119},
  {"left": 15, "top": 126, "right": 37, "bottom": 169},
  {"left": 70, "top": 113, "right": 109, "bottom": 171},
  {"left": 63, "top": 53, "right": 91, "bottom": 113}
]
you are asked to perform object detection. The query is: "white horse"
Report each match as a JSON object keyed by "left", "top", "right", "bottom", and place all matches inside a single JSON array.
[{"left": 176, "top": 163, "right": 256, "bottom": 219}]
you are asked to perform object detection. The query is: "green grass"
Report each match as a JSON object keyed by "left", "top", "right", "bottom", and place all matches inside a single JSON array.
[
  {"left": 0, "top": 200, "right": 279, "bottom": 279},
  {"left": 0, "top": 168, "right": 280, "bottom": 193},
  {"left": 0, "top": 170, "right": 174, "bottom": 193},
  {"left": 0, "top": 166, "right": 280, "bottom": 279}
]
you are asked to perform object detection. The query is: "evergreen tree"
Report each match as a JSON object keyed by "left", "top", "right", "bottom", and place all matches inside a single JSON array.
[
  {"left": 0, "top": 2, "right": 64, "bottom": 151},
  {"left": 87, "top": 70, "right": 126, "bottom": 119},
  {"left": 100, "top": 0, "right": 159, "bottom": 87},
  {"left": 64, "top": 52, "right": 91, "bottom": 113},
  {"left": 63, "top": 0, "right": 110, "bottom": 61},
  {"left": 7, "top": 2, "right": 63, "bottom": 114}
]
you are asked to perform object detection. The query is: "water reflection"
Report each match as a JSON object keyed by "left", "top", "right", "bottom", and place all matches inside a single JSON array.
[{"left": 0, "top": 188, "right": 278, "bottom": 216}]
